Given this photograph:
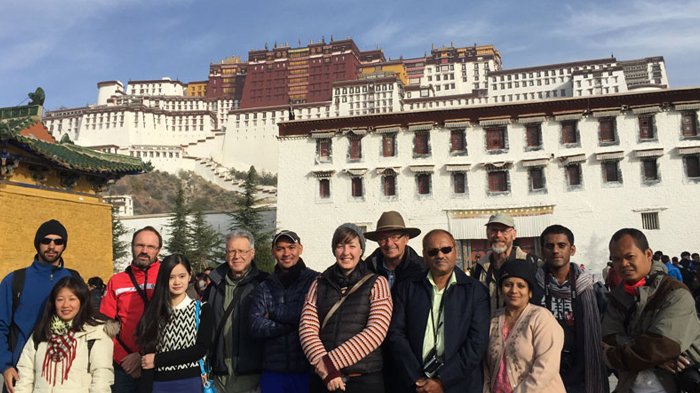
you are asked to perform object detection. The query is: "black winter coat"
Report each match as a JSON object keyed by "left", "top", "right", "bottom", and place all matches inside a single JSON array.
[
  {"left": 365, "top": 245, "right": 426, "bottom": 289},
  {"left": 387, "top": 267, "right": 490, "bottom": 393},
  {"left": 249, "top": 261, "right": 318, "bottom": 373},
  {"left": 206, "top": 262, "right": 268, "bottom": 376}
]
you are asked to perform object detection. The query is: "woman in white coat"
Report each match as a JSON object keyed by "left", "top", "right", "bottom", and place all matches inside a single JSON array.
[{"left": 15, "top": 276, "right": 113, "bottom": 393}]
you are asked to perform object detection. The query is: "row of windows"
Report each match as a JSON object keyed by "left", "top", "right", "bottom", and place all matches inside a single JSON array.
[
  {"left": 316, "top": 154, "right": 700, "bottom": 200},
  {"left": 314, "top": 112, "right": 700, "bottom": 163},
  {"left": 129, "top": 150, "right": 181, "bottom": 158}
]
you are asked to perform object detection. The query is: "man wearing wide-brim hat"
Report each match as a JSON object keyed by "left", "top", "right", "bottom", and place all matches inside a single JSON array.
[{"left": 364, "top": 211, "right": 426, "bottom": 289}]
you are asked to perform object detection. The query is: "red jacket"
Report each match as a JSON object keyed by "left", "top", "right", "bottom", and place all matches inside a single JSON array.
[{"left": 100, "top": 261, "right": 161, "bottom": 363}]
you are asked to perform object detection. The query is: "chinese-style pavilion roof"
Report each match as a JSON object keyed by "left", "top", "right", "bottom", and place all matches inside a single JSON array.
[{"left": 1, "top": 116, "right": 149, "bottom": 175}]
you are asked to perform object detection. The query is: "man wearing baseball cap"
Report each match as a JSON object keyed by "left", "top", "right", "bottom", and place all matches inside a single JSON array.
[
  {"left": 364, "top": 211, "right": 426, "bottom": 289},
  {"left": 472, "top": 213, "right": 542, "bottom": 313},
  {"left": 249, "top": 230, "right": 318, "bottom": 393},
  {"left": 0, "top": 219, "right": 80, "bottom": 393}
]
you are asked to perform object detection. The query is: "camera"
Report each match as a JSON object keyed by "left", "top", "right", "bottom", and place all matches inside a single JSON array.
[{"left": 423, "top": 348, "right": 444, "bottom": 378}]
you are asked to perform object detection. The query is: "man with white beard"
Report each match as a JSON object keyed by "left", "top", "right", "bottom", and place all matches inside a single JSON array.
[{"left": 472, "top": 213, "right": 542, "bottom": 313}]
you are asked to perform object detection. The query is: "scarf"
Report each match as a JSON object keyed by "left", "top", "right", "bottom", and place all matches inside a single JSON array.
[
  {"left": 327, "top": 260, "right": 367, "bottom": 289},
  {"left": 536, "top": 263, "right": 607, "bottom": 393},
  {"left": 42, "top": 315, "right": 78, "bottom": 386},
  {"left": 623, "top": 277, "right": 646, "bottom": 296},
  {"left": 276, "top": 259, "right": 306, "bottom": 289}
]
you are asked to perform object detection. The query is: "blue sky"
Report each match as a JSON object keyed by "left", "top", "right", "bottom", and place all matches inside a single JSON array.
[{"left": 2, "top": 0, "right": 699, "bottom": 110}]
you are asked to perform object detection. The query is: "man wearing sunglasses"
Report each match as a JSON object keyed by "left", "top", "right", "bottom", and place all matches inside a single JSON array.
[
  {"left": 0, "top": 219, "right": 79, "bottom": 393},
  {"left": 388, "top": 230, "right": 489, "bottom": 393}
]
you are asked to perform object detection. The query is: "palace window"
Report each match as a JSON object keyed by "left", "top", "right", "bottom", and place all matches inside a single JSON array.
[
  {"left": 683, "top": 155, "right": 700, "bottom": 180},
  {"left": 561, "top": 120, "right": 579, "bottom": 146},
  {"left": 528, "top": 167, "right": 546, "bottom": 192},
  {"left": 598, "top": 117, "right": 618, "bottom": 145},
  {"left": 416, "top": 174, "right": 432, "bottom": 195},
  {"left": 525, "top": 123, "right": 542, "bottom": 150},
  {"left": 348, "top": 137, "right": 362, "bottom": 161},
  {"left": 487, "top": 170, "right": 509, "bottom": 194},
  {"left": 382, "top": 133, "right": 397, "bottom": 157},
  {"left": 602, "top": 160, "right": 622, "bottom": 184},
  {"left": 351, "top": 177, "right": 364, "bottom": 198},
  {"left": 450, "top": 129, "right": 467, "bottom": 154},
  {"left": 681, "top": 111, "right": 698, "bottom": 138},
  {"left": 414, "top": 131, "right": 431, "bottom": 156},
  {"left": 319, "top": 179, "right": 331, "bottom": 198},
  {"left": 452, "top": 172, "right": 467, "bottom": 195},
  {"left": 638, "top": 115, "right": 656, "bottom": 141},
  {"left": 382, "top": 174, "right": 397, "bottom": 196},
  {"left": 641, "top": 158, "right": 660, "bottom": 184},
  {"left": 641, "top": 212, "right": 660, "bottom": 230},
  {"left": 565, "top": 164, "right": 583, "bottom": 189},
  {"left": 316, "top": 138, "right": 332, "bottom": 163},
  {"left": 485, "top": 126, "right": 507, "bottom": 152}
]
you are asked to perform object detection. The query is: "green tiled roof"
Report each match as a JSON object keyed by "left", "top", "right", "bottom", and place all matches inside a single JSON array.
[{"left": 1, "top": 117, "right": 149, "bottom": 175}]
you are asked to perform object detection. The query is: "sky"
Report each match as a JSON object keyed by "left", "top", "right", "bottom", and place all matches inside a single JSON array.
[{"left": 1, "top": 0, "right": 699, "bottom": 110}]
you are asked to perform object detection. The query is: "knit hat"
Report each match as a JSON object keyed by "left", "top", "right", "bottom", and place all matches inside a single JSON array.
[
  {"left": 34, "top": 219, "right": 68, "bottom": 252},
  {"left": 498, "top": 259, "right": 536, "bottom": 290},
  {"left": 332, "top": 223, "right": 366, "bottom": 254}
]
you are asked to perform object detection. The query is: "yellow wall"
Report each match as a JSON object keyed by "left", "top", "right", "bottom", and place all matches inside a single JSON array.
[
  {"left": 360, "top": 64, "right": 408, "bottom": 86},
  {"left": 187, "top": 82, "right": 208, "bottom": 97},
  {"left": 0, "top": 182, "right": 114, "bottom": 282}
]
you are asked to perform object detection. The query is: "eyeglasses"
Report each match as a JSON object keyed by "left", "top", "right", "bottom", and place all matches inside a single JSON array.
[
  {"left": 226, "top": 249, "right": 252, "bottom": 256},
  {"left": 40, "top": 238, "right": 65, "bottom": 246},
  {"left": 134, "top": 244, "right": 159, "bottom": 251},
  {"left": 378, "top": 233, "right": 406, "bottom": 245},
  {"left": 426, "top": 247, "right": 453, "bottom": 257}
]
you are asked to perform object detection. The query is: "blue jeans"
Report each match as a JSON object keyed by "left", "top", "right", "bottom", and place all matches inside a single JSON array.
[
  {"left": 260, "top": 371, "right": 310, "bottom": 393},
  {"left": 112, "top": 362, "right": 139, "bottom": 393}
]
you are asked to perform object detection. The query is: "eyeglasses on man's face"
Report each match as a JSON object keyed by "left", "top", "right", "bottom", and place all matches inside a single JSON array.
[
  {"left": 378, "top": 233, "right": 406, "bottom": 245},
  {"left": 426, "top": 246, "right": 453, "bottom": 257},
  {"left": 226, "top": 249, "right": 252, "bottom": 256},
  {"left": 40, "top": 237, "right": 65, "bottom": 246}
]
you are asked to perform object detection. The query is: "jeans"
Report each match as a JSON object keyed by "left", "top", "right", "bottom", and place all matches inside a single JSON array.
[
  {"left": 112, "top": 362, "right": 139, "bottom": 393},
  {"left": 260, "top": 371, "right": 310, "bottom": 393}
]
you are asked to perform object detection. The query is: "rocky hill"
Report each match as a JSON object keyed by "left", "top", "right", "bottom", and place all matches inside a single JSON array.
[{"left": 104, "top": 170, "right": 242, "bottom": 215}]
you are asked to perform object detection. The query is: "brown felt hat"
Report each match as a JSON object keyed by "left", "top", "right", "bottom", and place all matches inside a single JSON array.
[{"left": 364, "top": 211, "right": 421, "bottom": 241}]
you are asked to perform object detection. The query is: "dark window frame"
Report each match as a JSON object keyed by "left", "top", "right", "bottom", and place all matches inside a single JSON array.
[
  {"left": 565, "top": 163, "right": 583, "bottom": 189},
  {"left": 381, "top": 133, "right": 397, "bottom": 157},
  {"left": 681, "top": 111, "right": 699, "bottom": 139},
  {"left": 683, "top": 154, "right": 700, "bottom": 180},
  {"left": 638, "top": 114, "right": 656, "bottom": 141},
  {"left": 416, "top": 173, "right": 432, "bottom": 196},
  {"left": 319, "top": 178, "right": 331, "bottom": 198},
  {"left": 316, "top": 138, "right": 332, "bottom": 163},
  {"left": 486, "top": 170, "right": 510, "bottom": 195},
  {"left": 598, "top": 117, "right": 619, "bottom": 146},
  {"left": 413, "top": 131, "right": 431, "bottom": 157},
  {"left": 602, "top": 160, "right": 623, "bottom": 184},
  {"left": 641, "top": 158, "right": 660, "bottom": 184},
  {"left": 449, "top": 129, "right": 468, "bottom": 155},
  {"left": 525, "top": 123, "right": 543, "bottom": 151},
  {"left": 560, "top": 120, "right": 580, "bottom": 146},
  {"left": 451, "top": 172, "right": 468, "bottom": 195},
  {"left": 527, "top": 167, "right": 547, "bottom": 193},
  {"left": 382, "top": 174, "right": 397, "bottom": 197},
  {"left": 350, "top": 176, "right": 364, "bottom": 198},
  {"left": 485, "top": 126, "right": 508, "bottom": 153}
]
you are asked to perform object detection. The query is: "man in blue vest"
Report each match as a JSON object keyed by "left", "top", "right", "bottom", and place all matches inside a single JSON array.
[{"left": 0, "top": 220, "right": 77, "bottom": 393}]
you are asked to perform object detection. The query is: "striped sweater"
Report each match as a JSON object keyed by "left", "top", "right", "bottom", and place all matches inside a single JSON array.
[{"left": 299, "top": 275, "right": 392, "bottom": 375}]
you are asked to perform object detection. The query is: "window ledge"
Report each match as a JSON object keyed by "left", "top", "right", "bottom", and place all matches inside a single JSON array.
[
  {"left": 525, "top": 146, "right": 543, "bottom": 152},
  {"left": 487, "top": 191, "right": 511, "bottom": 197},
  {"left": 486, "top": 149, "right": 509, "bottom": 155},
  {"left": 562, "top": 143, "right": 581, "bottom": 148}
]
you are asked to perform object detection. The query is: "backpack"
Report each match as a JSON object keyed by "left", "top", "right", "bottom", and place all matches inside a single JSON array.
[{"left": 8, "top": 267, "right": 81, "bottom": 352}]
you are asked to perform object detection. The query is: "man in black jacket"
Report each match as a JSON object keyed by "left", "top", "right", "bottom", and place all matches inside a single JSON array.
[
  {"left": 364, "top": 211, "right": 426, "bottom": 289},
  {"left": 207, "top": 229, "right": 269, "bottom": 393},
  {"left": 388, "top": 229, "right": 490, "bottom": 393},
  {"left": 249, "top": 230, "right": 318, "bottom": 393}
]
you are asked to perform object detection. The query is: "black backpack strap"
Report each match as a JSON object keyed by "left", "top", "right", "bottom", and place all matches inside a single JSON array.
[
  {"left": 87, "top": 338, "right": 96, "bottom": 371},
  {"left": 11, "top": 268, "right": 27, "bottom": 314},
  {"left": 125, "top": 266, "right": 149, "bottom": 305}
]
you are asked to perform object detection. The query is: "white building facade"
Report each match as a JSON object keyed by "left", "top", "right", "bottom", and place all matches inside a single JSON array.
[{"left": 276, "top": 88, "right": 700, "bottom": 273}]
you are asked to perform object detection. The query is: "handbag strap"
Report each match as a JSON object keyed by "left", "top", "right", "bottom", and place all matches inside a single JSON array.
[
  {"left": 321, "top": 273, "right": 374, "bottom": 330},
  {"left": 194, "top": 300, "right": 209, "bottom": 377}
]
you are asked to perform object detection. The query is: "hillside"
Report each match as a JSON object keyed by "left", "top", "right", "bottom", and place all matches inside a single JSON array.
[{"left": 104, "top": 170, "right": 242, "bottom": 215}]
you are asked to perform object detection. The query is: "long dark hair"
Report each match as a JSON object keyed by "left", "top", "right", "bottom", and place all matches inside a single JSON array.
[
  {"left": 136, "top": 254, "right": 192, "bottom": 352},
  {"left": 33, "top": 276, "right": 99, "bottom": 343}
]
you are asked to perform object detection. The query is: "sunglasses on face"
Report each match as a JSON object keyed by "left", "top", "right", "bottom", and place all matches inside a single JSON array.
[
  {"left": 426, "top": 246, "right": 453, "bottom": 257},
  {"left": 40, "top": 238, "right": 65, "bottom": 246}
]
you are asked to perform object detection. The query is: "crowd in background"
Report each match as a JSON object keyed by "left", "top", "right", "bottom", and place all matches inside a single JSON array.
[{"left": 1, "top": 215, "right": 700, "bottom": 393}]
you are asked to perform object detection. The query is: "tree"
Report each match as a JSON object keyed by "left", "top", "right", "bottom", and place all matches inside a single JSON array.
[
  {"left": 165, "top": 181, "right": 190, "bottom": 256},
  {"left": 111, "top": 206, "right": 130, "bottom": 273},
  {"left": 189, "top": 209, "right": 222, "bottom": 273},
  {"left": 228, "top": 166, "right": 274, "bottom": 272}
]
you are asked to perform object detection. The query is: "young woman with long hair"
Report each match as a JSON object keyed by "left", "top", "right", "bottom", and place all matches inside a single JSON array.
[
  {"left": 14, "top": 276, "right": 114, "bottom": 392},
  {"left": 136, "top": 254, "right": 212, "bottom": 393}
]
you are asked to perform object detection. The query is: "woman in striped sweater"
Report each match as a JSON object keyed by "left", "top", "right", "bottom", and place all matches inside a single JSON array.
[{"left": 299, "top": 223, "right": 393, "bottom": 393}]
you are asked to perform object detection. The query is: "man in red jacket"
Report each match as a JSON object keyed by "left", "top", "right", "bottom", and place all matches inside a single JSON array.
[{"left": 101, "top": 226, "right": 162, "bottom": 393}]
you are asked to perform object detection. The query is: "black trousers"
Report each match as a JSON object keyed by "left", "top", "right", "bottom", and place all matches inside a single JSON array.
[{"left": 309, "top": 372, "right": 384, "bottom": 393}]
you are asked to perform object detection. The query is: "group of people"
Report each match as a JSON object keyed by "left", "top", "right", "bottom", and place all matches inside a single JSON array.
[{"left": 1, "top": 213, "right": 700, "bottom": 393}]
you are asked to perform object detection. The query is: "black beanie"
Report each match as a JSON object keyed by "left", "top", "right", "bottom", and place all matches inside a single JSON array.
[
  {"left": 34, "top": 219, "right": 68, "bottom": 251},
  {"left": 498, "top": 259, "right": 536, "bottom": 290}
]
